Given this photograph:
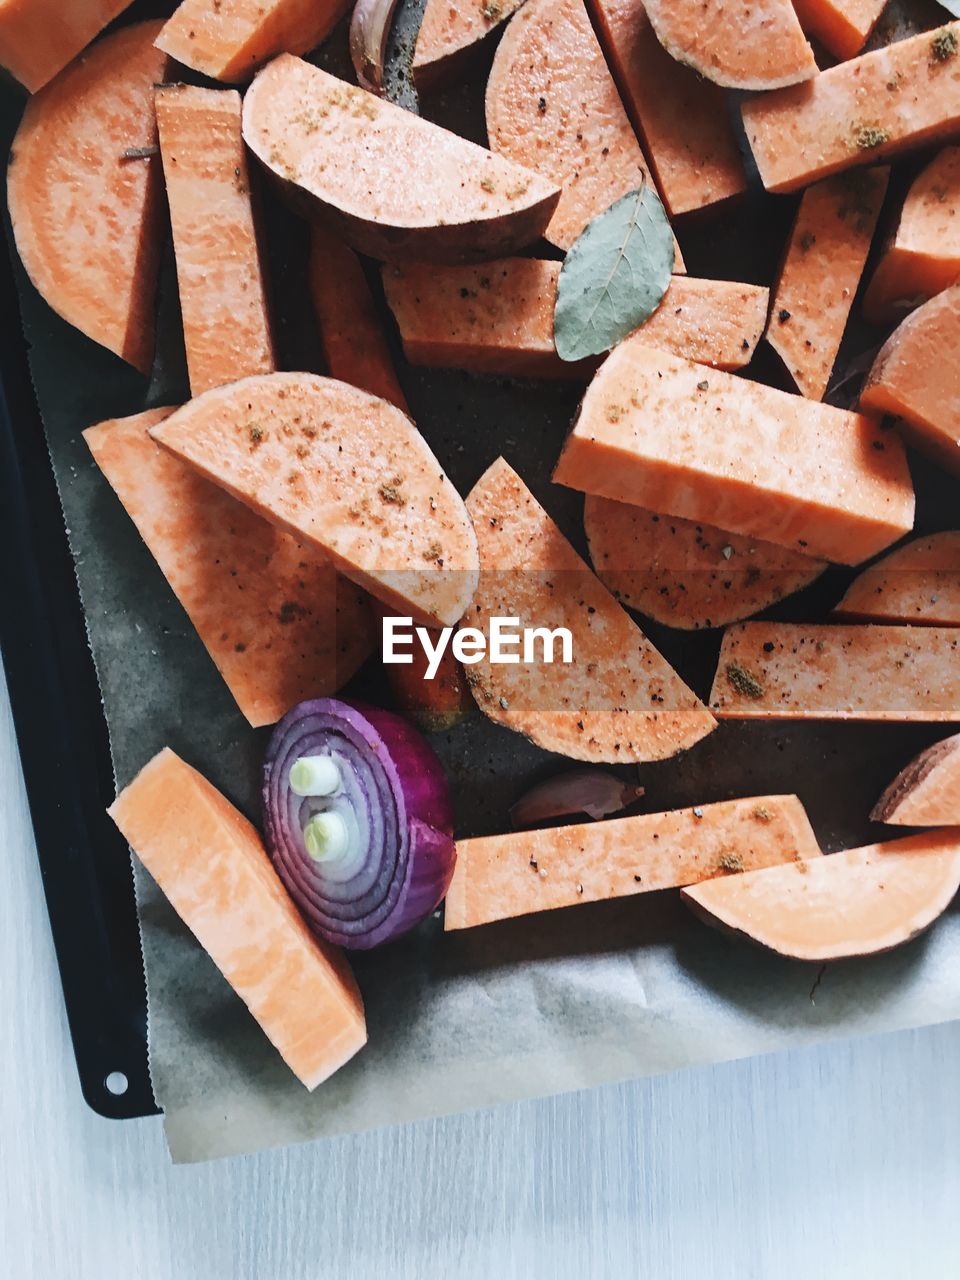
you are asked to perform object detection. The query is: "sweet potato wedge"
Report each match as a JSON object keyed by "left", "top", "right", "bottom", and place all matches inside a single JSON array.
[
  {"left": 767, "top": 167, "right": 889, "bottom": 401},
  {"left": 833, "top": 532, "right": 960, "bottom": 626},
  {"left": 309, "top": 227, "right": 408, "bottom": 412},
  {"left": 155, "top": 85, "right": 275, "bottom": 396},
  {"left": 588, "top": 0, "right": 747, "bottom": 216},
  {"left": 683, "top": 831, "right": 960, "bottom": 961},
  {"left": 85, "top": 408, "right": 373, "bottom": 728},
  {"left": 148, "top": 373, "right": 479, "bottom": 629},
  {"left": 741, "top": 25, "right": 960, "bottom": 194},
  {"left": 860, "top": 284, "right": 960, "bottom": 474},
  {"left": 641, "top": 0, "right": 816, "bottom": 90},
  {"left": 242, "top": 54, "right": 559, "bottom": 264},
  {"left": 873, "top": 733, "right": 960, "bottom": 825},
  {"left": 109, "top": 748, "right": 366, "bottom": 1089},
  {"left": 0, "top": 0, "right": 134, "bottom": 92},
  {"left": 445, "top": 795, "right": 821, "bottom": 930},
  {"left": 584, "top": 498, "right": 826, "bottom": 630},
  {"left": 791, "top": 0, "right": 888, "bottom": 60},
  {"left": 382, "top": 260, "right": 767, "bottom": 378},
  {"left": 413, "top": 0, "right": 528, "bottom": 90},
  {"left": 7, "top": 22, "right": 168, "bottom": 374},
  {"left": 710, "top": 622, "right": 960, "bottom": 721},
  {"left": 863, "top": 146, "right": 960, "bottom": 325},
  {"left": 155, "top": 0, "right": 350, "bottom": 82},
  {"left": 463, "top": 458, "right": 716, "bottom": 762},
  {"left": 553, "top": 340, "right": 915, "bottom": 565}
]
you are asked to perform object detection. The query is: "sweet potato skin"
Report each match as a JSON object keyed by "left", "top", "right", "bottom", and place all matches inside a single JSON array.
[
  {"left": 833, "top": 532, "right": 960, "bottom": 626},
  {"left": 872, "top": 734, "right": 960, "bottom": 825},
  {"left": 0, "top": 0, "right": 134, "bottom": 92}
]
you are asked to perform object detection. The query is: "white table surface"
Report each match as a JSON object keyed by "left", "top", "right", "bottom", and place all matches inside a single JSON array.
[{"left": 3, "top": 662, "right": 959, "bottom": 1280}]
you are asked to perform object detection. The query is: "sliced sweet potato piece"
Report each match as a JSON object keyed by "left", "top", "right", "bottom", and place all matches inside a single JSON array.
[
  {"left": 463, "top": 458, "right": 716, "bottom": 762},
  {"left": 155, "top": 0, "right": 350, "bottom": 82},
  {"left": 553, "top": 340, "right": 915, "bottom": 565},
  {"left": 109, "top": 748, "right": 366, "bottom": 1089},
  {"left": 873, "top": 733, "right": 960, "bottom": 825},
  {"left": 84, "top": 408, "right": 372, "bottom": 728},
  {"left": 833, "top": 532, "right": 960, "bottom": 626},
  {"left": 584, "top": 497, "right": 826, "bottom": 630},
  {"left": 149, "top": 373, "right": 479, "bottom": 629},
  {"left": 860, "top": 284, "right": 960, "bottom": 474},
  {"left": 683, "top": 831, "right": 960, "bottom": 960},
  {"left": 864, "top": 146, "right": 960, "bottom": 325},
  {"left": 0, "top": 0, "right": 134, "bottom": 92},
  {"left": 413, "top": 0, "right": 528, "bottom": 90},
  {"left": 588, "top": 0, "right": 747, "bottom": 216},
  {"left": 7, "top": 22, "right": 168, "bottom": 374},
  {"left": 767, "top": 167, "right": 889, "bottom": 402},
  {"left": 242, "top": 54, "right": 559, "bottom": 264},
  {"left": 446, "top": 795, "right": 820, "bottom": 930},
  {"left": 382, "top": 262, "right": 766, "bottom": 378},
  {"left": 309, "top": 227, "right": 408, "bottom": 412},
  {"left": 741, "top": 25, "right": 960, "bottom": 194},
  {"left": 710, "top": 622, "right": 960, "bottom": 721},
  {"left": 641, "top": 0, "right": 816, "bottom": 90},
  {"left": 792, "top": 0, "right": 888, "bottom": 60},
  {"left": 155, "top": 85, "right": 275, "bottom": 396}
]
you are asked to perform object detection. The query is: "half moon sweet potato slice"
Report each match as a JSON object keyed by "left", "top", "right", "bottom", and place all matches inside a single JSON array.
[
  {"left": 0, "top": 0, "right": 135, "bottom": 92},
  {"left": 413, "top": 0, "right": 528, "bottom": 90},
  {"left": 833, "top": 532, "right": 960, "bottom": 626},
  {"left": 872, "top": 734, "right": 960, "bottom": 826}
]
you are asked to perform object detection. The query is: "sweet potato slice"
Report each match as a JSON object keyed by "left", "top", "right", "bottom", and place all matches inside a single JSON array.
[
  {"left": 309, "top": 227, "right": 408, "bottom": 412},
  {"left": 413, "top": 0, "right": 528, "bottom": 90},
  {"left": 860, "top": 285, "right": 960, "bottom": 474},
  {"left": 445, "top": 795, "right": 820, "bottom": 930},
  {"left": 155, "top": 85, "right": 275, "bottom": 396},
  {"left": 741, "top": 25, "right": 960, "bottom": 194},
  {"left": 0, "top": 0, "right": 134, "bottom": 92},
  {"left": 710, "top": 622, "right": 960, "bottom": 721},
  {"left": 873, "top": 733, "right": 960, "bottom": 825},
  {"left": 462, "top": 458, "right": 716, "bottom": 762},
  {"left": 149, "top": 373, "right": 479, "bottom": 628},
  {"left": 641, "top": 0, "right": 816, "bottom": 90},
  {"left": 584, "top": 498, "right": 826, "bottom": 630},
  {"left": 588, "top": 0, "right": 747, "bottom": 216},
  {"left": 382, "top": 260, "right": 766, "bottom": 378},
  {"left": 155, "top": 0, "right": 349, "bottom": 82},
  {"left": 553, "top": 340, "right": 915, "bottom": 565},
  {"left": 767, "top": 167, "right": 889, "bottom": 402},
  {"left": 84, "top": 408, "right": 372, "bottom": 728},
  {"left": 7, "top": 22, "right": 168, "bottom": 374},
  {"left": 833, "top": 532, "right": 960, "bottom": 626},
  {"left": 791, "top": 0, "right": 888, "bottom": 60},
  {"left": 683, "top": 831, "right": 960, "bottom": 961},
  {"left": 242, "top": 54, "right": 559, "bottom": 264},
  {"left": 863, "top": 146, "right": 960, "bottom": 325},
  {"left": 109, "top": 748, "right": 366, "bottom": 1089}
]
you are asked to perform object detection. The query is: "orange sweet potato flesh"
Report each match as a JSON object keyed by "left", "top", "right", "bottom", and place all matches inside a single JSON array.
[
  {"left": 309, "top": 227, "right": 408, "bottom": 412},
  {"left": 382, "top": 261, "right": 766, "bottom": 378},
  {"left": 791, "top": 0, "right": 888, "bottom": 60},
  {"left": 413, "top": 0, "right": 528, "bottom": 90},
  {"left": 7, "top": 23, "right": 168, "bottom": 374},
  {"left": 833, "top": 532, "right": 960, "bottom": 625},
  {"left": 767, "top": 167, "right": 889, "bottom": 402},
  {"left": 863, "top": 146, "right": 960, "bottom": 325},
  {"left": 109, "top": 748, "right": 366, "bottom": 1089},
  {"left": 463, "top": 457, "right": 716, "bottom": 762},
  {"left": 742, "top": 25, "right": 960, "bottom": 194},
  {"left": 642, "top": 0, "right": 816, "bottom": 90},
  {"left": 553, "top": 340, "right": 915, "bottom": 565},
  {"left": 584, "top": 497, "right": 826, "bottom": 630},
  {"left": 85, "top": 408, "right": 372, "bottom": 728},
  {"left": 873, "top": 733, "right": 960, "bottom": 825},
  {"left": 860, "top": 284, "right": 960, "bottom": 474},
  {"left": 242, "top": 55, "right": 560, "bottom": 264},
  {"left": 445, "top": 795, "right": 821, "bottom": 930},
  {"left": 588, "top": 0, "right": 747, "bottom": 216},
  {"left": 155, "top": 0, "right": 350, "bottom": 82},
  {"left": 710, "top": 622, "right": 960, "bottom": 721},
  {"left": 683, "top": 831, "right": 960, "bottom": 961},
  {"left": 149, "top": 373, "right": 479, "bottom": 629},
  {"left": 0, "top": 0, "right": 134, "bottom": 92},
  {"left": 155, "top": 85, "right": 275, "bottom": 397}
]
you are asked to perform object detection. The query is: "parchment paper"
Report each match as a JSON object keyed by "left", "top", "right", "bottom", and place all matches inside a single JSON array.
[{"left": 9, "top": 2, "right": 960, "bottom": 1163}]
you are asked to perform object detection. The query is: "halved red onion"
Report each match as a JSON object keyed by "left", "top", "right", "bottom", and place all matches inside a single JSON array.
[
  {"left": 349, "top": 0, "right": 401, "bottom": 96},
  {"left": 263, "top": 699, "right": 455, "bottom": 949},
  {"left": 509, "top": 769, "right": 645, "bottom": 828}
]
